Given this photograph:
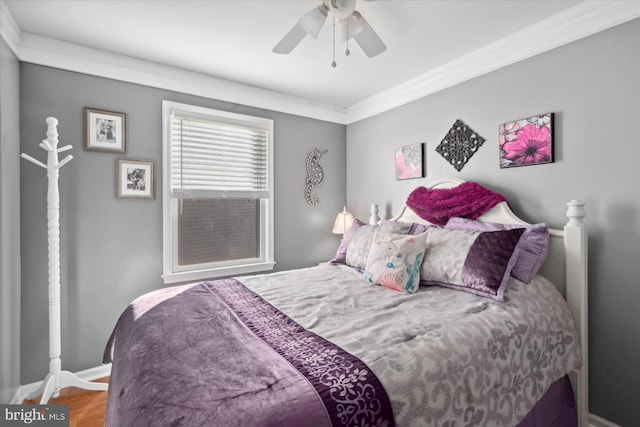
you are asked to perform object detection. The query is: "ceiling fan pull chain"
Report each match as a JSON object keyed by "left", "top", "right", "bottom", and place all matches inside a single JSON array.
[
  {"left": 331, "top": 18, "right": 337, "bottom": 68},
  {"left": 345, "top": 18, "right": 351, "bottom": 56}
]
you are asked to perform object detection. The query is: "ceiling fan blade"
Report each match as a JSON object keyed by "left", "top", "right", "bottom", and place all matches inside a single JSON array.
[
  {"left": 351, "top": 11, "right": 387, "bottom": 57},
  {"left": 272, "top": 22, "right": 307, "bottom": 54}
]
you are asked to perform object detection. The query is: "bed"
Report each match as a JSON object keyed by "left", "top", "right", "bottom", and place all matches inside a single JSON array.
[{"left": 103, "top": 177, "right": 588, "bottom": 426}]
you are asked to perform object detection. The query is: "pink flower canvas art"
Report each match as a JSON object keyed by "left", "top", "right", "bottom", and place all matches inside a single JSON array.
[
  {"left": 395, "top": 143, "right": 424, "bottom": 180},
  {"left": 499, "top": 113, "right": 553, "bottom": 168}
]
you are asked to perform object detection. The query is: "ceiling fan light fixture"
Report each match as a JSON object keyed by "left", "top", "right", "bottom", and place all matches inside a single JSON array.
[
  {"left": 349, "top": 12, "right": 365, "bottom": 37},
  {"left": 300, "top": 5, "right": 328, "bottom": 39},
  {"left": 338, "top": 14, "right": 363, "bottom": 43},
  {"left": 329, "top": 0, "right": 356, "bottom": 20},
  {"left": 273, "top": 0, "right": 386, "bottom": 63}
]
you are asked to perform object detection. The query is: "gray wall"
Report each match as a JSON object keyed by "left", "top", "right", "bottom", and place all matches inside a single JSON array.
[
  {"left": 19, "top": 64, "right": 346, "bottom": 384},
  {"left": 0, "top": 37, "right": 21, "bottom": 403},
  {"left": 346, "top": 19, "right": 640, "bottom": 426},
  {"left": 12, "top": 17, "right": 639, "bottom": 426}
]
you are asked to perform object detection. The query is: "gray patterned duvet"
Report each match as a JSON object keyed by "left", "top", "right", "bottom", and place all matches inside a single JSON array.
[{"left": 239, "top": 264, "right": 582, "bottom": 426}]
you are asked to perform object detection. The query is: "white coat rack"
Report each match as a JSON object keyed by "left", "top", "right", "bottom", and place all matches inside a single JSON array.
[{"left": 21, "top": 117, "right": 108, "bottom": 404}]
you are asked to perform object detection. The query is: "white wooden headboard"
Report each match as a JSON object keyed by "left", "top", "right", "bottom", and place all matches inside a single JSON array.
[{"left": 389, "top": 177, "right": 589, "bottom": 426}]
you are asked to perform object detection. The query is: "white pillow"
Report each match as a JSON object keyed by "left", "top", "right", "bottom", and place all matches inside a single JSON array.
[{"left": 363, "top": 230, "right": 428, "bottom": 293}]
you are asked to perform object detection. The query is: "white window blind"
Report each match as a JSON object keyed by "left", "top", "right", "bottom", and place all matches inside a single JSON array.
[
  {"left": 170, "top": 113, "right": 269, "bottom": 199},
  {"left": 162, "top": 101, "right": 274, "bottom": 284}
]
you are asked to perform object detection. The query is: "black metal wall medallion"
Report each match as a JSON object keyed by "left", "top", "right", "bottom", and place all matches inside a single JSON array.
[{"left": 436, "top": 119, "right": 486, "bottom": 171}]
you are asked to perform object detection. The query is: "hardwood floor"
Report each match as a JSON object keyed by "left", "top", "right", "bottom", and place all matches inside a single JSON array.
[{"left": 23, "top": 377, "right": 109, "bottom": 427}]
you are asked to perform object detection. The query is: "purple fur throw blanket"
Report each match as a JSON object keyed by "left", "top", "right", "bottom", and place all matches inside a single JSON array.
[{"left": 406, "top": 182, "right": 506, "bottom": 226}]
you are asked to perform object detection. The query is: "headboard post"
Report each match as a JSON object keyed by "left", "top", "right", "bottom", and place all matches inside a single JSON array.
[
  {"left": 566, "top": 200, "right": 586, "bottom": 226},
  {"left": 564, "top": 200, "right": 588, "bottom": 426},
  {"left": 369, "top": 203, "right": 380, "bottom": 225}
]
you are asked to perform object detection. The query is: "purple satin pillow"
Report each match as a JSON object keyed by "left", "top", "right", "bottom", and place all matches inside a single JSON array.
[
  {"left": 445, "top": 217, "right": 549, "bottom": 284},
  {"left": 330, "top": 219, "right": 364, "bottom": 265},
  {"left": 410, "top": 223, "right": 429, "bottom": 235},
  {"left": 420, "top": 227, "right": 525, "bottom": 301}
]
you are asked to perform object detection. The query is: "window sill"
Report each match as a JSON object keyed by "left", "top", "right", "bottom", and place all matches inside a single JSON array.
[{"left": 162, "top": 261, "right": 276, "bottom": 285}]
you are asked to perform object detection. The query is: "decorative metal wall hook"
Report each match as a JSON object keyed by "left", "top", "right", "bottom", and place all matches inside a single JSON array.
[{"left": 305, "top": 148, "right": 328, "bottom": 205}]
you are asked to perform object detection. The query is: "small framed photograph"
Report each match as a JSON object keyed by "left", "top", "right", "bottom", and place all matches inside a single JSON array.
[
  {"left": 117, "top": 159, "right": 154, "bottom": 199},
  {"left": 499, "top": 112, "right": 553, "bottom": 168},
  {"left": 395, "top": 143, "right": 424, "bottom": 180},
  {"left": 84, "top": 108, "right": 126, "bottom": 153}
]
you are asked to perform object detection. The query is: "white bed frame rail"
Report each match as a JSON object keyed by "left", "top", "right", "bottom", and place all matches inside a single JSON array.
[{"left": 388, "top": 177, "right": 589, "bottom": 426}]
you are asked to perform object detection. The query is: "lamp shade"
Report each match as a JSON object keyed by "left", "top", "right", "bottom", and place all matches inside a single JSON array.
[
  {"left": 338, "top": 13, "right": 364, "bottom": 42},
  {"left": 300, "top": 5, "right": 328, "bottom": 39},
  {"left": 332, "top": 206, "right": 355, "bottom": 235}
]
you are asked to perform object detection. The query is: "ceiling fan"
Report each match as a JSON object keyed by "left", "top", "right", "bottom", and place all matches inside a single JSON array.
[{"left": 273, "top": 0, "right": 387, "bottom": 67}]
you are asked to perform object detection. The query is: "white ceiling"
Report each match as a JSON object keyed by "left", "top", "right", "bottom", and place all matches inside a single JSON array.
[{"left": 2, "top": 0, "right": 638, "bottom": 121}]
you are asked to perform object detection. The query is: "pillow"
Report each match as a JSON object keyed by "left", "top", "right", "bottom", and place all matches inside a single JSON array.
[
  {"left": 379, "top": 220, "right": 412, "bottom": 234},
  {"left": 345, "top": 224, "right": 378, "bottom": 270},
  {"left": 381, "top": 219, "right": 429, "bottom": 235},
  {"left": 363, "top": 230, "right": 428, "bottom": 293},
  {"left": 330, "top": 218, "right": 365, "bottom": 265},
  {"left": 330, "top": 219, "right": 430, "bottom": 270},
  {"left": 420, "top": 227, "right": 525, "bottom": 300},
  {"left": 410, "top": 223, "right": 429, "bottom": 235},
  {"left": 445, "top": 217, "right": 549, "bottom": 284}
]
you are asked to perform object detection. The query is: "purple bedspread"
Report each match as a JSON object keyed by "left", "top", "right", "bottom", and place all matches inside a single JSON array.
[{"left": 103, "top": 279, "right": 394, "bottom": 427}]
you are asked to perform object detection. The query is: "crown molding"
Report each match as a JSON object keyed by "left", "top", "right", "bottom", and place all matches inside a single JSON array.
[
  {"left": 0, "top": 0, "right": 20, "bottom": 55},
  {"left": 2, "top": 1, "right": 638, "bottom": 125},
  {"left": 0, "top": 0, "right": 347, "bottom": 125},
  {"left": 346, "top": 1, "right": 640, "bottom": 123},
  {"left": 16, "top": 32, "right": 348, "bottom": 123}
]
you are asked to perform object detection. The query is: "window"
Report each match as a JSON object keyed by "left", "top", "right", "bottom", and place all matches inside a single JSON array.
[{"left": 162, "top": 101, "right": 274, "bottom": 284}]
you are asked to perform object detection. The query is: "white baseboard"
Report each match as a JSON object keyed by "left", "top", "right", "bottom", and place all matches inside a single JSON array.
[
  {"left": 589, "top": 413, "right": 623, "bottom": 427},
  {"left": 8, "top": 363, "right": 621, "bottom": 427},
  {"left": 9, "top": 364, "right": 112, "bottom": 404}
]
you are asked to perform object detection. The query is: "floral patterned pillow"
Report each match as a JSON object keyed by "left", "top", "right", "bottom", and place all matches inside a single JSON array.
[
  {"left": 363, "top": 230, "right": 428, "bottom": 293},
  {"left": 344, "top": 224, "right": 378, "bottom": 270}
]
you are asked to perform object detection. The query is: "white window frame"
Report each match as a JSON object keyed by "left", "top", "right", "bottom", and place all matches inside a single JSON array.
[{"left": 162, "top": 100, "right": 275, "bottom": 284}]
